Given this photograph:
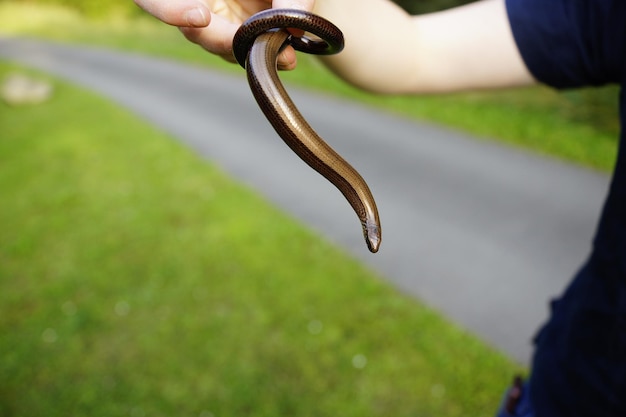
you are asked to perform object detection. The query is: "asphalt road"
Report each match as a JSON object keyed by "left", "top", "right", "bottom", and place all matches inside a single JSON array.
[{"left": 0, "top": 38, "right": 611, "bottom": 363}]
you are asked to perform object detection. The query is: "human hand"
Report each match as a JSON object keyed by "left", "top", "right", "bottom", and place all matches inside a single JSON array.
[{"left": 133, "top": 0, "right": 315, "bottom": 69}]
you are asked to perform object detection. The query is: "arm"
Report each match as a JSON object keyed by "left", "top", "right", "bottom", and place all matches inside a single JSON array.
[
  {"left": 134, "top": 0, "right": 535, "bottom": 93},
  {"left": 315, "top": 0, "right": 533, "bottom": 94},
  {"left": 314, "top": 0, "right": 535, "bottom": 93}
]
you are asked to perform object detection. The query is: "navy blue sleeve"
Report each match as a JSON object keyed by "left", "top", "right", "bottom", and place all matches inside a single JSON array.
[{"left": 505, "top": 0, "right": 626, "bottom": 89}]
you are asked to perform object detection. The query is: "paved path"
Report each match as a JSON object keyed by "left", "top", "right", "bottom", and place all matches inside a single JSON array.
[{"left": 0, "top": 38, "right": 611, "bottom": 363}]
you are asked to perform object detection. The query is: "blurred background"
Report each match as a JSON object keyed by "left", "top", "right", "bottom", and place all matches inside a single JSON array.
[{"left": 0, "top": 1, "right": 619, "bottom": 416}]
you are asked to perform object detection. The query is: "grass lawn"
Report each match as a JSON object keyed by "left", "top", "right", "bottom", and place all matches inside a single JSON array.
[{"left": 0, "top": 60, "right": 521, "bottom": 416}]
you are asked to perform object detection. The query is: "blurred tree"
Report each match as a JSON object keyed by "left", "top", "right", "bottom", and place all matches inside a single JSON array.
[
  {"left": 392, "top": 0, "right": 477, "bottom": 14},
  {"left": 14, "top": 0, "right": 141, "bottom": 16}
]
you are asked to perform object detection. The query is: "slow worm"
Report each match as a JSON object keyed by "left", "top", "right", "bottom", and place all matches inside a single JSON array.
[{"left": 233, "top": 9, "right": 381, "bottom": 253}]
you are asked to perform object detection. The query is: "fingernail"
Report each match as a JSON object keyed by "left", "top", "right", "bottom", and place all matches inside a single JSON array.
[{"left": 184, "top": 7, "right": 208, "bottom": 27}]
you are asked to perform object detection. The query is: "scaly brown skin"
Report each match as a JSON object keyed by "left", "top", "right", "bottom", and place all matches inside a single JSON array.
[{"left": 233, "top": 9, "right": 382, "bottom": 253}]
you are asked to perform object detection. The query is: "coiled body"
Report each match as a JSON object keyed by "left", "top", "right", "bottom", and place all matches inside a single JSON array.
[{"left": 233, "top": 9, "right": 381, "bottom": 253}]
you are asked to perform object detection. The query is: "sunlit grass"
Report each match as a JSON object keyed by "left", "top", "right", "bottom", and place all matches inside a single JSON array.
[
  {"left": 0, "top": 62, "right": 521, "bottom": 416},
  {"left": 0, "top": 2, "right": 83, "bottom": 34},
  {"left": 0, "top": 1, "right": 619, "bottom": 172}
]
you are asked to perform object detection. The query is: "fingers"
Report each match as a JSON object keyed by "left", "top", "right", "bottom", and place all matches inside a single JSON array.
[
  {"left": 134, "top": 0, "right": 211, "bottom": 27},
  {"left": 179, "top": 13, "right": 240, "bottom": 63},
  {"left": 180, "top": 4, "right": 307, "bottom": 69},
  {"left": 180, "top": 15, "right": 297, "bottom": 68},
  {"left": 137, "top": 0, "right": 316, "bottom": 69}
]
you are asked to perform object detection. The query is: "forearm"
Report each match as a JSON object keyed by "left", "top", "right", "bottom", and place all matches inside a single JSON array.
[
  {"left": 313, "top": 0, "right": 535, "bottom": 94},
  {"left": 312, "top": 0, "right": 418, "bottom": 93}
]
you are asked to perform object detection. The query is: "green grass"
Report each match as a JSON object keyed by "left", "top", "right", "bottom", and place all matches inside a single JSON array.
[
  {"left": 0, "top": 1, "right": 620, "bottom": 172},
  {"left": 0, "top": 63, "right": 521, "bottom": 416}
]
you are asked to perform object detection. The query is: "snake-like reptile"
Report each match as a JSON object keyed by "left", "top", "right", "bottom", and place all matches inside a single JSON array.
[{"left": 233, "top": 9, "right": 382, "bottom": 253}]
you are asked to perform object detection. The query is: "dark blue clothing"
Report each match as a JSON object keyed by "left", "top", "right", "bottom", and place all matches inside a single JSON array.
[
  {"left": 504, "top": 0, "right": 626, "bottom": 416},
  {"left": 496, "top": 380, "right": 534, "bottom": 417}
]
